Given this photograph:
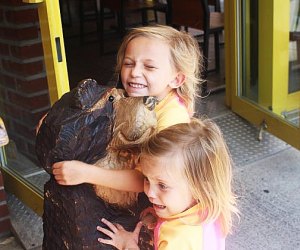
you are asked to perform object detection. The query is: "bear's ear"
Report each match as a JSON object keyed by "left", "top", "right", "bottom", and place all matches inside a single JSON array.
[
  {"left": 143, "top": 96, "right": 159, "bottom": 111},
  {"left": 72, "top": 79, "right": 107, "bottom": 110}
]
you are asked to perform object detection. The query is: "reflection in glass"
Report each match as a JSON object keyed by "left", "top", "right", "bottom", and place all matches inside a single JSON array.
[
  {"left": 288, "top": 0, "right": 300, "bottom": 127},
  {"left": 239, "top": 0, "right": 258, "bottom": 102}
]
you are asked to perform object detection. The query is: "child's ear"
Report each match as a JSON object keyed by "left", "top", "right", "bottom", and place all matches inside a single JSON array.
[{"left": 170, "top": 72, "right": 186, "bottom": 89}]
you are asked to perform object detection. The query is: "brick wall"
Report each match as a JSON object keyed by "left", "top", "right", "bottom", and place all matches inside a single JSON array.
[
  {"left": 0, "top": 172, "right": 11, "bottom": 238},
  {"left": 0, "top": 0, "right": 51, "bottom": 236},
  {"left": 0, "top": 0, "right": 50, "bottom": 164}
]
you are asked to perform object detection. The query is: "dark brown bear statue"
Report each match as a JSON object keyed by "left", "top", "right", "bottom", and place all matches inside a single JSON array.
[{"left": 36, "top": 79, "right": 157, "bottom": 249}]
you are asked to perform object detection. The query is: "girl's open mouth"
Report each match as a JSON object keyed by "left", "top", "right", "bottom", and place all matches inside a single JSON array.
[
  {"left": 153, "top": 203, "right": 166, "bottom": 210},
  {"left": 128, "top": 82, "right": 146, "bottom": 88}
]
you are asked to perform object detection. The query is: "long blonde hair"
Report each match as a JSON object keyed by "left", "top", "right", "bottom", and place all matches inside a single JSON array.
[
  {"left": 116, "top": 25, "right": 202, "bottom": 113},
  {"left": 141, "top": 118, "right": 238, "bottom": 235}
]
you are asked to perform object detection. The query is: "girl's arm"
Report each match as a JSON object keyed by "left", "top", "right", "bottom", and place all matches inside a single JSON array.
[
  {"left": 52, "top": 160, "right": 144, "bottom": 192},
  {"left": 97, "top": 218, "right": 142, "bottom": 250}
]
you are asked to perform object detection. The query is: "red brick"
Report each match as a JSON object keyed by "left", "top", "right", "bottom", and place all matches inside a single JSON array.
[
  {"left": 2, "top": 75, "right": 16, "bottom": 90},
  {"left": 2, "top": 59, "right": 44, "bottom": 76},
  {"left": 0, "top": 218, "right": 11, "bottom": 235},
  {"left": 0, "top": 87, "right": 7, "bottom": 100},
  {"left": 0, "top": 26, "right": 39, "bottom": 41},
  {"left": 7, "top": 91, "right": 49, "bottom": 110},
  {"left": 0, "top": 43, "right": 10, "bottom": 56},
  {"left": 1, "top": 0, "right": 25, "bottom": 7},
  {"left": 0, "top": 9, "right": 3, "bottom": 22},
  {"left": 4, "top": 103, "right": 23, "bottom": 120},
  {"left": 4, "top": 103, "right": 49, "bottom": 130},
  {"left": 0, "top": 101, "right": 4, "bottom": 114},
  {"left": 0, "top": 204, "right": 9, "bottom": 218},
  {"left": 0, "top": 173, "right": 3, "bottom": 187},
  {"left": 10, "top": 43, "right": 43, "bottom": 59},
  {"left": 0, "top": 189, "right": 6, "bottom": 202},
  {"left": 16, "top": 77, "right": 48, "bottom": 93},
  {"left": 6, "top": 8, "right": 38, "bottom": 25}
]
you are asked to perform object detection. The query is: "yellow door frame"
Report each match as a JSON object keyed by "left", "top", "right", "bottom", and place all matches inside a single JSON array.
[
  {"left": 1, "top": 0, "right": 70, "bottom": 215},
  {"left": 226, "top": 0, "right": 300, "bottom": 150},
  {"left": 23, "top": 0, "right": 70, "bottom": 104}
]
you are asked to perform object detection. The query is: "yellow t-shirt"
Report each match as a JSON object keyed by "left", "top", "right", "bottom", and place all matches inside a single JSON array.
[
  {"left": 155, "top": 205, "right": 225, "bottom": 250},
  {"left": 154, "top": 91, "right": 190, "bottom": 131}
]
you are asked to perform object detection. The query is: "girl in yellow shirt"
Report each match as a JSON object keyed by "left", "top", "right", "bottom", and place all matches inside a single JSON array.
[
  {"left": 97, "top": 119, "right": 238, "bottom": 250},
  {"left": 52, "top": 24, "right": 201, "bottom": 195}
]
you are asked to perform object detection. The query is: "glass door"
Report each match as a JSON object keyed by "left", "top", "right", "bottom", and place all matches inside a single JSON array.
[
  {"left": 0, "top": 0, "right": 69, "bottom": 215},
  {"left": 225, "top": 0, "right": 300, "bottom": 150}
]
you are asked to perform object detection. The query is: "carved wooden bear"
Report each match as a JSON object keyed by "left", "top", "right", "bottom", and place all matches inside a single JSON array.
[{"left": 36, "top": 79, "right": 157, "bottom": 249}]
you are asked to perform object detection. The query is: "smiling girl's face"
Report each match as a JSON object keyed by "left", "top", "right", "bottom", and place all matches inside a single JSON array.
[
  {"left": 141, "top": 155, "right": 196, "bottom": 219},
  {"left": 120, "top": 36, "right": 182, "bottom": 101}
]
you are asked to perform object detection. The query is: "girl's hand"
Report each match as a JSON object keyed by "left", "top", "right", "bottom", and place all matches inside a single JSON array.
[
  {"left": 97, "top": 218, "right": 142, "bottom": 250},
  {"left": 52, "top": 160, "right": 88, "bottom": 185}
]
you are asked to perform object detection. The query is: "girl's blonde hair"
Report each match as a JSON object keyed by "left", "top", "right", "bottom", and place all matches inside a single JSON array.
[
  {"left": 116, "top": 25, "right": 202, "bottom": 113},
  {"left": 141, "top": 118, "right": 238, "bottom": 236}
]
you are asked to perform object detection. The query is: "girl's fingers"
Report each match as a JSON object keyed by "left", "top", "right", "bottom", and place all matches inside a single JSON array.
[
  {"left": 97, "top": 226, "right": 115, "bottom": 239},
  {"left": 52, "top": 162, "right": 61, "bottom": 169},
  {"left": 101, "top": 218, "right": 118, "bottom": 233},
  {"left": 52, "top": 166, "right": 62, "bottom": 176},
  {"left": 57, "top": 180, "right": 66, "bottom": 185},
  {"left": 53, "top": 174, "right": 65, "bottom": 184},
  {"left": 98, "top": 238, "right": 114, "bottom": 246},
  {"left": 115, "top": 223, "right": 124, "bottom": 230}
]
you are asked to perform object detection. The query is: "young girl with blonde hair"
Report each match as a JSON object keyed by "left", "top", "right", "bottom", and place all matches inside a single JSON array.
[
  {"left": 97, "top": 118, "right": 238, "bottom": 250},
  {"left": 53, "top": 24, "right": 202, "bottom": 192}
]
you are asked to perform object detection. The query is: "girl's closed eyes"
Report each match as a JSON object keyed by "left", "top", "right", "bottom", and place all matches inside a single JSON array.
[
  {"left": 123, "top": 62, "right": 157, "bottom": 71},
  {"left": 144, "top": 65, "right": 157, "bottom": 70},
  {"left": 122, "top": 60, "right": 134, "bottom": 67}
]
